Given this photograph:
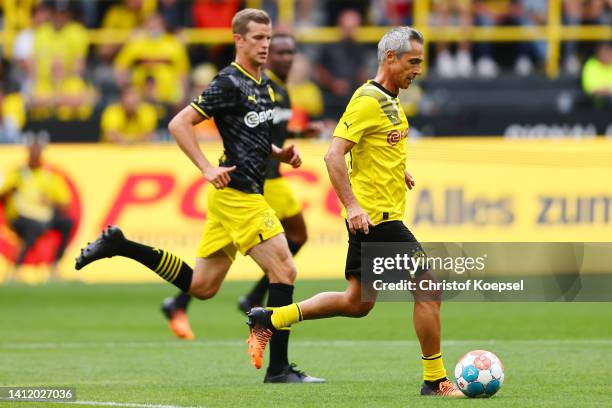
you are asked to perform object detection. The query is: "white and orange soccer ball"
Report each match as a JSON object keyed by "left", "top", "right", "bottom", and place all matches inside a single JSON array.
[{"left": 454, "top": 350, "right": 504, "bottom": 398}]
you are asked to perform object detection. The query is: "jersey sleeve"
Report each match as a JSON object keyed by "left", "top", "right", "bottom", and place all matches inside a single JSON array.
[
  {"left": 333, "top": 95, "right": 379, "bottom": 144},
  {"left": 190, "top": 75, "right": 237, "bottom": 119}
]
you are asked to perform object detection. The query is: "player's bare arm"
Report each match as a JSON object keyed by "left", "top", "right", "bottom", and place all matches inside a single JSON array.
[
  {"left": 405, "top": 169, "right": 415, "bottom": 190},
  {"left": 271, "top": 143, "right": 302, "bottom": 168},
  {"left": 324, "top": 137, "right": 374, "bottom": 235},
  {"left": 168, "top": 106, "right": 236, "bottom": 189}
]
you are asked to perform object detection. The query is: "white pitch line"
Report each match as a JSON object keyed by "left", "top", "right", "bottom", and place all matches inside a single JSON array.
[
  {"left": 54, "top": 400, "right": 202, "bottom": 408},
  {"left": 1, "top": 338, "right": 612, "bottom": 350}
]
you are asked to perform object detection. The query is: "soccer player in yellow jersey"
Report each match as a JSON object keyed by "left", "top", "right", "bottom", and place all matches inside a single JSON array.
[{"left": 246, "top": 27, "right": 463, "bottom": 397}]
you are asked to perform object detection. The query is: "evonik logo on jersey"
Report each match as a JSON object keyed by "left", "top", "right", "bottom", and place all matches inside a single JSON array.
[{"left": 244, "top": 109, "right": 275, "bottom": 128}]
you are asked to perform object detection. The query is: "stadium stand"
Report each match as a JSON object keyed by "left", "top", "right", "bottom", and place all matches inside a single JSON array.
[{"left": 0, "top": 0, "right": 610, "bottom": 141}]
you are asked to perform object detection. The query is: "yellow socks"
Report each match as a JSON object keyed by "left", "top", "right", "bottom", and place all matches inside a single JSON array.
[
  {"left": 422, "top": 352, "right": 447, "bottom": 381},
  {"left": 270, "top": 303, "right": 303, "bottom": 329}
]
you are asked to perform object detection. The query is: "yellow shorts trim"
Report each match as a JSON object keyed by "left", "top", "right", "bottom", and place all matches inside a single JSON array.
[
  {"left": 263, "top": 177, "right": 302, "bottom": 220},
  {"left": 196, "top": 186, "right": 285, "bottom": 260}
]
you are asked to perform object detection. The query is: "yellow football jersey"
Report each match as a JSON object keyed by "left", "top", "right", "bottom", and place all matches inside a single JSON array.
[
  {"left": 0, "top": 167, "right": 70, "bottom": 223},
  {"left": 333, "top": 80, "right": 410, "bottom": 225}
]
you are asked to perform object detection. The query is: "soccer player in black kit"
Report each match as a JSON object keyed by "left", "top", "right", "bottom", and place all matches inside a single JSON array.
[
  {"left": 161, "top": 33, "right": 313, "bottom": 337},
  {"left": 76, "top": 9, "right": 323, "bottom": 383}
]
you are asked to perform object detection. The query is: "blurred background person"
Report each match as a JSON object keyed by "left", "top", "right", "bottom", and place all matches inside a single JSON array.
[
  {"left": 582, "top": 42, "right": 612, "bottom": 107},
  {"left": 370, "top": 0, "right": 414, "bottom": 26},
  {"left": 1, "top": 59, "right": 26, "bottom": 143},
  {"left": 563, "top": 0, "right": 611, "bottom": 75},
  {"left": 28, "top": 3, "right": 95, "bottom": 121},
  {"left": 100, "top": 85, "right": 158, "bottom": 144},
  {"left": 188, "top": 63, "right": 221, "bottom": 140},
  {"left": 288, "top": 52, "right": 324, "bottom": 126},
  {"left": 114, "top": 13, "right": 190, "bottom": 110},
  {"left": 0, "top": 134, "right": 73, "bottom": 281},
  {"left": 501, "top": 0, "right": 548, "bottom": 76},
  {"left": 11, "top": 2, "right": 53, "bottom": 97},
  {"left": 190, "top": 0, "right": 241, "bottom": 69},
  {"left": 315, "top": 8, "right": 369, "bottom": 119},
  {"left": 431, "top": 0, "right": 474, "bottom": 78},
  {"left": 98, "top": 0, "right": 156, "bottom": 63}
]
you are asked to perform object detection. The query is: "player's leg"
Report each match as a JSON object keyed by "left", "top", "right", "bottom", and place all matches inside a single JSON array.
[
  {"left": 295, "top": 275, "right": 375, "bottom": 319},
  {"left": 411, "top": 272, "right": 460, "bottom": 396},
  {"left": 75, "top": 225, "right": 232, "bottom": 299},
  {"left": 247, "top": 233, "right": 323, "bottom": 382},
  {"left": 239, "top": 178, "right": 308, "bottom": 312},
  {"left": 161, "top": 252, "right": 233, "bottom": 340},
  {"left": 161, "top": 292, "right": 194, "bottom": 339},
  {"left": 238, "top": 212, "right": 308, "bottom": 312},
  {"left": 248, "top": 222, "right": 375, "bottom": 332},
  {"left": 157, "top": 196, "right": 236, "bottom": 338}
]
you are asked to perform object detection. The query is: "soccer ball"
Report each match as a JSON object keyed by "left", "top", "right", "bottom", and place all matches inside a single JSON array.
[{"left": 454, "top": 350, "right": 504, "bottom": 398}]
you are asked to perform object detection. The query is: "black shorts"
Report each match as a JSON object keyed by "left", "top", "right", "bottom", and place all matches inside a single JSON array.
[{"left": 344, "top": 220, "right": 421, "bottom": 280}]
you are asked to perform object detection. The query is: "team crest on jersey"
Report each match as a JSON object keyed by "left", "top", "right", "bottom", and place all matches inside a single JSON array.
[
  {"left": 387, "top": 129, "right": 408, "bottom": 146},
  {"left": 261, "top": 211, "right": 277, "bottom": 232}
]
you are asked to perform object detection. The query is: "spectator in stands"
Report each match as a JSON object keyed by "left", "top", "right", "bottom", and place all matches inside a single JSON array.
[
  {"left": 504, "top": 0, "right": 547, "bottom": 76},
  {"left": 288, "top": 53, "right": 324, "bottom": 120},
  {"left": 28, "top": 3, "right": 95, "bottom": 121},
  {"left": 12, "top": 2, "right": 53, "bottom": 96},
  {"left": 432, "top": 0, "right": 474, "bottom": 78},
  {"left": 582, "top": 42, "right": 612, "bottom": 106},
  {"left": 114, "top": 13, "right": 190, "bottom": 108},
  {"left": 472, "top": 0, "right": 499, "bottom": 78},
  {"left": 192, "top": 0, "right": 240, "bottom": 28},
  {"left": 1, "top": 59, "right": 26, "bottom": 143},
  {"left": 324, "top": 0, "right": 370, "bottom": 25},
  {"left": 315, "top": 9, "right": 368, "bottom": 119},
  {"left": 1, "top": 86, "right": 26, "bottom": 144},
  {"left": 158, "top": 0, "right": 189, "bottom": 29},
  {"left": 98, "top": 0, "right": 156, "bottom": 62},
  {"left": 101, "top": 0, "right": 155, "bottom": 30},
  {"left": 0, "top": 134, "right": 73, "bottom": 281},
  {"left": 563, "top": 0, "right": 611, "bottom": 75},
  {"left": 0, "top": 0, "right": 38, "bottom": 34},
  {"left": 100, "top": 85, "right": 158, "bottom": 144},
  {"left": 295, "top": 0, "right": 318, "bottom": 27},
  {"left": 370, "top": 0, "right": 413, "bottom": 26},
  {"left": 191, "top": 0, "right": 241, "bottom": 68},
  {"left": 188, "top": 63, "right": 221, "bottom": 140}
]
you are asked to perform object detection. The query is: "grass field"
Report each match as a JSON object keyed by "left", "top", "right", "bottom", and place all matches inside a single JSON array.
[{"left": 1, "top": 280, "right": 611, "bottom": 407}]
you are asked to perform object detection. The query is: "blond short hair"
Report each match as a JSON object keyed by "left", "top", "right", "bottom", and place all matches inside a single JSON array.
[{"left": 232, "top": 8, "right": 271, "bottom": 36}]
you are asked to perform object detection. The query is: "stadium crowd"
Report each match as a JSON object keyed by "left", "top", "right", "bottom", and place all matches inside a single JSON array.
[{"left": 0, "top": 0, "right": 611, "bottom": 143}]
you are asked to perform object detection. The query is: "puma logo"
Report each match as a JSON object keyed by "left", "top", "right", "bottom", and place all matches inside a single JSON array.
[
  {"left": 248, "top": 95, "right": 258, "bottom": 104},
  {"left": 344, "top": 121, "right": 352, "bottom": 131}
]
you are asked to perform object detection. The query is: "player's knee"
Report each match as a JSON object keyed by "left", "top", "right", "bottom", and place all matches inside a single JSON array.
[{"left": 275, "top": 261, "right": 296, "bottom": 284}]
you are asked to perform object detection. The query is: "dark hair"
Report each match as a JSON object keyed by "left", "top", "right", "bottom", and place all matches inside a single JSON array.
[{"left": 231, "top": 8, "right": 271, "bottom": 36}]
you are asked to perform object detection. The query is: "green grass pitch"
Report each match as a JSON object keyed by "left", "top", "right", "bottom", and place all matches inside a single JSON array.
[{"left": 1, "top": 280, "right": 611, "bottom": 407}]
